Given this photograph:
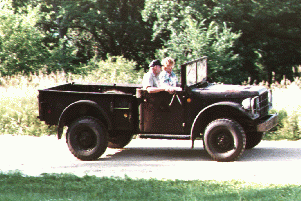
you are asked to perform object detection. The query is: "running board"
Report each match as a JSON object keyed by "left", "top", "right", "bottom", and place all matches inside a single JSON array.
[{"left": 139, "top": 134, "right": 191, "bottom": 140}]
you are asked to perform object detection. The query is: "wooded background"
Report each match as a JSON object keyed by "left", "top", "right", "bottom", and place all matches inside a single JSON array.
[{"left": 1, "top": 0, "right": 300, "bottom": 84}]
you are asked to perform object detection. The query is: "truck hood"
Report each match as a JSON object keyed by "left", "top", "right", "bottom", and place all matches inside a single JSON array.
[{"left": 191, "top": 84, "right": 268, "bottom": 98}]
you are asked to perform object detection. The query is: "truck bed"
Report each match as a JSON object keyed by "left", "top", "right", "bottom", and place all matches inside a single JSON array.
[
  {"left": 44, "top": 82, "right": 142, "bottom": 94},
  {"left": 38, "top": 83, "right": 141, "bottom": 126}
]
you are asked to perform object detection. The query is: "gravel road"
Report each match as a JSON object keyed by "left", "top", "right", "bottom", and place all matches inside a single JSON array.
[{"left": 1, "top": 135, "right": 301, "bottom": 185}]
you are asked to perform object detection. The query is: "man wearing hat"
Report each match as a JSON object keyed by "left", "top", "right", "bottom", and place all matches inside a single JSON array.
[{"left": 142, "top": 60, "right": 168, "bottom": 93}]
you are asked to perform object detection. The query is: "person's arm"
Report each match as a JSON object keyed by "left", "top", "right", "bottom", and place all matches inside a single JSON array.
[
  {"left": 146, "top": 86, "right": 181, "bottom": 94},
  {"left": 145, "top": 86, "right": 166, "bottom": 93}
]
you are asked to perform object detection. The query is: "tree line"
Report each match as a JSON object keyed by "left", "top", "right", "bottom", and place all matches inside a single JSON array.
[{"left": 0, "top": 0, "right": 300, "bottom": 84}]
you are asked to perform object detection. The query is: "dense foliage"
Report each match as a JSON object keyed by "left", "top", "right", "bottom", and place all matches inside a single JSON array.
[
  {"left": 143, "top": 1, "right": 242, "bottom": 83},
  {"left": 0, "top": 2, "right": 47, "bottom": 75},
  {"left": 0, "top": 0, "right": 301, "bottom": 84}
]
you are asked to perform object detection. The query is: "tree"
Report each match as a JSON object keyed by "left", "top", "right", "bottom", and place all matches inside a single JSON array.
[
  {"left": 0, "top": 1, "right": 48, "bottom": 75},
  {"left": 215, "top": 0, "right": 301, "bottom": 84},
  {"left": 35, "top": 0, "right": 161, "bottom": 72},
  {"left": 143, "top": 0, "right": 243, "bottom": 83},
  {"left": 143, "top": 0, "right": 301, "bottom": 84}
]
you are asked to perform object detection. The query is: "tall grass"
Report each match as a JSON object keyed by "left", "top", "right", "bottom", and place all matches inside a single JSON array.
[
  {"left": 0, "top": 74, "right": 63, "bottom": 136},
  {"left": 0, "top": 57, "right": 300, "bottom": 139},
  {"left": 0, "top": 56, "right": 143, "bottom": 136},
  {"left": 264, "top": 79, "right": 301, "bottom": 140}
]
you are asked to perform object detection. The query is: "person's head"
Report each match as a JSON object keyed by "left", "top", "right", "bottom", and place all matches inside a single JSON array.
[
  {"left": 162, "top": 57, "right": 175, "bottom": 73},
  {"left": 149, "top": 60, "right": 162, "bottom": 75}
]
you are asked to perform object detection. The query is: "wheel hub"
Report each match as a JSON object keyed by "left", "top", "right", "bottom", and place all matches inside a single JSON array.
[
  {"left": 76, "top": 130, "right": 96, "bottom": 150},
  {"left": 215, "top": 132, "right": 234, "bottom": 152}
]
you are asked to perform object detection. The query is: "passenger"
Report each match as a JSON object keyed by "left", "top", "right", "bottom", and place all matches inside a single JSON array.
[
  {"left": 160, "top": 57, "right": 178, "bottom": 87},
  {"left": 142, "top": 60, "right": 174, "bottom": 93}
]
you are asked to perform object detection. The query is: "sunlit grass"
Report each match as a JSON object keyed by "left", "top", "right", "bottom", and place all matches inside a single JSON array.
[
  {"left": 1, "top": 171, "right": 301, "bottom": 201},
  {"left": 263, "top": 79, "right": 301, "bottom": 140},
  {"left": 0, "top": 71, "right": 77, "bottom": 136},
  {"left": 0, "top": 83, "right": 56, "bottom": 136},
  {"left": 272, "top": 83, "right": 301, "bottom": 115}
]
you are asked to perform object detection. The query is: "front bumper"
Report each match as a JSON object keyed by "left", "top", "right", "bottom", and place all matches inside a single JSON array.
[{"left": 257, "top": 113, "right": 278, "bottom": 132}]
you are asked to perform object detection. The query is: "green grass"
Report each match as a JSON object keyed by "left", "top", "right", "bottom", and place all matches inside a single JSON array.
[
  {"left": 0, "top": 86, "right": 57, "bottom": 136},
  {"left": 1, "top": 171, "right": 301, "bottom": 201},
  {"left": 264, "top": 83, "right": 301, "bottom": 140}
]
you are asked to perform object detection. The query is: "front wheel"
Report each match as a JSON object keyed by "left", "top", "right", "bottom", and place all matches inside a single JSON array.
[
  {"left": 203, "top": 119, "right": 246, "bottom": 162},
  {"left": 67, "top": 117, "right": 108, "bottom": 161}
]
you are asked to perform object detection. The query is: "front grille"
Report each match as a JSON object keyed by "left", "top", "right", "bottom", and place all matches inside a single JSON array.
[{"left": 258, "top": 91, "right": 270, "bottom": 117}]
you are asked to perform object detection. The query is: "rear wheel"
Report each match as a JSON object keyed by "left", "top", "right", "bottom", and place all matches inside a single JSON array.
[
  {"left": 203, "top": 119, "right": 246, "bottom": 162},
  {"left": 245, "top": 132, "right": 263, "bottom": 149},
  {"left": 67, "top": 117, "right": 108, "bottom": 161}
]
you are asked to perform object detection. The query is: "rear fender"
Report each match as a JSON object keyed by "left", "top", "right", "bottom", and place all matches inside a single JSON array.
[{"left": 57, "top": 100, "right": 111, "bottom": 139}]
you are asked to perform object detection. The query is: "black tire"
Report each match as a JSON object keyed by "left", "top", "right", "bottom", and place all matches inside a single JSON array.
[
  {"left": 203, "top": 119, "right": 246, "bottom": 162},
  {"left": 245, "top": 132, "right": 263, "bottom": 149},
  {"left": 67, "top": 117, "right": 108, "bottom": 161},
  {"left": 108, "top": 131, "right": 133, "bottom": 148}
]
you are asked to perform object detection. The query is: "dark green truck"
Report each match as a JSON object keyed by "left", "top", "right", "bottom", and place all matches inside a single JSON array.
[{"left": 38, "top": 57, "right": 278, "bottom": 162}]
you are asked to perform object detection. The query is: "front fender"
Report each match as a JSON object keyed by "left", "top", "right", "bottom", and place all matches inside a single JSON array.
[
  {"left": 190, "top": 101, "right": 252, "bottom": 147},
  {"left": 57, "top": 100, "right": 111, "bottom": 139}
]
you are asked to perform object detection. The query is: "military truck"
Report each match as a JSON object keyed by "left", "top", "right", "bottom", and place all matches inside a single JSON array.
[{"left": 38, "top": 57, "right": 278, "bottom": 162}]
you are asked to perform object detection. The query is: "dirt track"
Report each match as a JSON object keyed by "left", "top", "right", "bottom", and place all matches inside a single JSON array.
[{"left": 1, "top": 135, "right": 301, "bottom": 185}]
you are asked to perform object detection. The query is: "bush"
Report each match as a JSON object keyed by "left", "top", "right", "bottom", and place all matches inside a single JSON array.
[
  {"left": 0, "top": 2, "right": 48, "bottom": 76},
  {"left": 83, "top": 55, "right": 144, "bottom": 84},
  {"left": 265, "top": 109, "right": 301, "bottom": 141}
]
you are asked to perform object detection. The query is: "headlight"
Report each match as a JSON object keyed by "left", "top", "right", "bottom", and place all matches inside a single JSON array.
[
  {"left": 242, "top": 98, "right": 252, "bottom": 110},
  {"left": 242, "top": 96, "right": 260, "bottom": 116}
]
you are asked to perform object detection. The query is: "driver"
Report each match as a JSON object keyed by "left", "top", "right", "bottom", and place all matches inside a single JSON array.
[{"left": 142, "top": 60, "right": 175, "bottom": 94}]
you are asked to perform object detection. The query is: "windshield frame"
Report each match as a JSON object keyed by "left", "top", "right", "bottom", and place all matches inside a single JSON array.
[{"left": 181, "top": 57, "right": 207, "bottom": 89}]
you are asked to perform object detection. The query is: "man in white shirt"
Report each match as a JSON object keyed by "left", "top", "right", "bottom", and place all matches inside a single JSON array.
[
  {"left": 142, "top": 60, "right": 180, "bottom": 93},
  {"left": 142, "top": 60, "right": 165, "bottom": 93}
]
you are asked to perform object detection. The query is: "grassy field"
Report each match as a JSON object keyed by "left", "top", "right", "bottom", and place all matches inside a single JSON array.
[
  {"left": 0, "top": 73, "right": 62, "bottom": 136},
  {"left": 1, "top": 171, "right": 301, "bottom": 201},
  {"left": 0, "top": 56, "right": 143, "bottom": 137},
  {"left": 1, "top": 72, "right": 301, "bottom": 139},
  {"left": 264, "top": 79, "right": 301, "bottom": 140}
]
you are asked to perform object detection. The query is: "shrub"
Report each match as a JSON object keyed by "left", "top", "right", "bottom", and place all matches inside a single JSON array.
[
  {"left": 265, "top": 109, "right": 301, "bottom": 141},
  {"left": 82, "top": 55, "right": 143, "bottom": 84},
  {"left": 264, "top": 109, "right": 300, "bottom": 141}
]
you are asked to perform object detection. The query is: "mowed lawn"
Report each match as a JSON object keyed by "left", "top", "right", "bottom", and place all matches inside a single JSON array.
[{"left": 1, "top": 172, "right": 301, "bottom": 201}]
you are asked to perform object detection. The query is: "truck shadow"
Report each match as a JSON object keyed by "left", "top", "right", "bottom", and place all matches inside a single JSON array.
[
  {"left": 100, "top": 147, "right": 212, "bottom": 161},
  {"left": 99, "top": 142, "right": 301, "bottom": 162}
]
